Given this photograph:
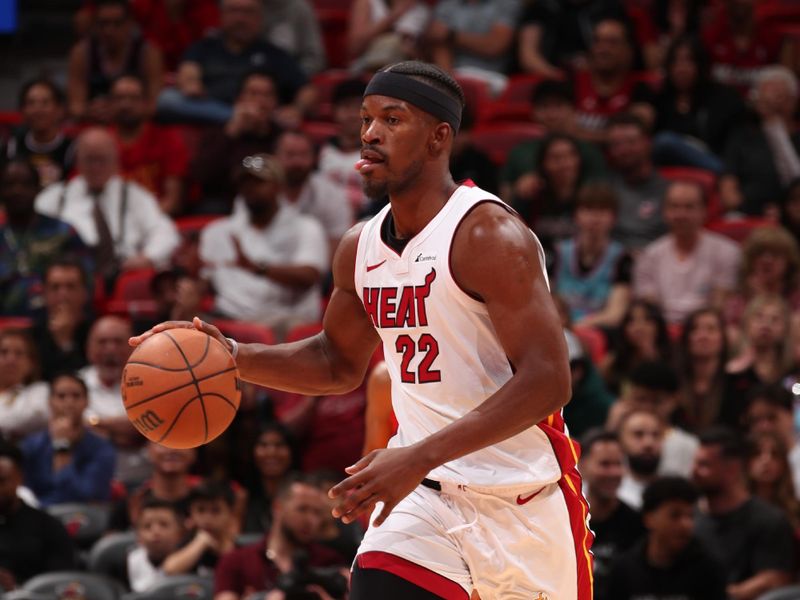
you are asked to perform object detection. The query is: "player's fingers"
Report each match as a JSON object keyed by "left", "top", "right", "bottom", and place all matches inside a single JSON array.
[
  {"left": 328, "top": 468, "right": 371, "bottom": 499},
  {"left": 343, "top": 451, "right": 378, "bottom": 475},
  {"left": 372, "top": 499, "right": 397, "bottom": 527},
  {"left": 128, "top": 321, "right": 195, "bottom": 346},
  {"left": 193, "top": 317, "right": 226, "bottom": 341},
  {"left": 340, "top": 492, "right": 380, "bottom": 524},
  {"left": 332, "top": 482, "right": 376, "bottom": 518}
]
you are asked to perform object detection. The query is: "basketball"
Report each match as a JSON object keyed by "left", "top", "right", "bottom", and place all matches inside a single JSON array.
[{"left": 122, "top": 328, "right": 241, "bottom": 449}]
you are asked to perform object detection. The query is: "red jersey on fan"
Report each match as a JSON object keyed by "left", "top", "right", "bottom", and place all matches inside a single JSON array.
[
  {"left": 115, "top": 123, "right": 189, "bottom": 200},
  {"left": 572, "top": 70, "right": 653, "bottom": 132},
  {"left": 702, "top": 5, "right": 781, "bottom": 95}
]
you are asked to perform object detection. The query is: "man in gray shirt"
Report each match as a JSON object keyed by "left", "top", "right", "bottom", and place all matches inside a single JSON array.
[{"left": 606, "top": 113, "right": 668, "bottom": 250}]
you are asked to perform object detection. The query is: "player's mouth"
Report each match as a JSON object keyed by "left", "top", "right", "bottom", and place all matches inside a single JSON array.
[{"left": 356, "top": 149, "right": 387, "bottom": 174}]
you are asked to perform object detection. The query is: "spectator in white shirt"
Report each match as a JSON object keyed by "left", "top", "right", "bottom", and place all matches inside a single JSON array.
[
  {"left": 201, "top": 154, "right": 328, "bottom": 332},
  {"left": 275, "top": 130, "right": 353, "bottom": 259},
  {"left": 633, "top": 180, "right": 741, "bottom": 324},
  {"left": 35, "top": 127, "right": 179, "bottom": 275}
]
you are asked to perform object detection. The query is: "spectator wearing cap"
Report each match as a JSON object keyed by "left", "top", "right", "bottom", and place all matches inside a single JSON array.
[
  {"left": 693, "top": 427, "right": 794, "bottom": 599},
  {"left": 189, "top": 71, "right": 283, "bottom": 214},
  {"left": 500, "top": 81, "right": 607, "bottom": 204},
  {"left": 607, "top": 476, "right": 727, "bottom": 600},
  {"left": 274, "top": 131, "right": 352, "bottom": 260},
  {"left": 200, "top": 154, "right": 328, "bottom": 332},
  {"left": 633, "top": 180, "right": 741, "bottom": 325}
]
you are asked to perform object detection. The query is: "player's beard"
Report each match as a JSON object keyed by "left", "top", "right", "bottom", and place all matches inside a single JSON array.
[{"left": 362, "top": 157, "right": 425, "bottom": 200}]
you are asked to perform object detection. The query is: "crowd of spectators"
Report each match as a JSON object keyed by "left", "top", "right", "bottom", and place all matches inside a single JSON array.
[{"left": 1, "top": 0, "right": 800, "bottom": 598}]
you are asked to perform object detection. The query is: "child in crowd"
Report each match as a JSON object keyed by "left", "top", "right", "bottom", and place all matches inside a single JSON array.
[
  {"left": 161, "top": 480, "right": 238, "bottom": 577},
  {"left": 127, "top": 498, "right": 185, "bottom": 592}
]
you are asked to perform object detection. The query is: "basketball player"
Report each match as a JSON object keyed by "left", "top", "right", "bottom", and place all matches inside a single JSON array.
[{"left": 131, "top": 61, "right": 593, "bottom": 599}]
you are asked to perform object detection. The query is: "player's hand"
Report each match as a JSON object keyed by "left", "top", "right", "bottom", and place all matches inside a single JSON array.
[
  {"left": 328, "top": 446, "right": 429, "bottom": 526},
  {"left": 129, "top": 317, "right": 232, "bottom": 356}
]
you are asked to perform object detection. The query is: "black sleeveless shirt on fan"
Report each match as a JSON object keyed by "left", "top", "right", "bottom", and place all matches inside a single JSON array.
[{"left": 88, "top": 35, "right": 145, "bottom": 100}]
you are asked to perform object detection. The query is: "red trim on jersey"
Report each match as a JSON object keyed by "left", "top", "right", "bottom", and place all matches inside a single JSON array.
[
  {"left": 558, "top": 469, "right": 595, "bottom": 600},
  {"left": 460, "top": 179, "right": 476, "bottom": 188},
  {"left": 356, "top": 551, "right": 469, "bottom": 599}
]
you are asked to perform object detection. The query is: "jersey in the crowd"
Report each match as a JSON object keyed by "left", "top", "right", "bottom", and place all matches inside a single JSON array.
[{"left": 354, "top": 182, "right": 577, "bottom": 491}]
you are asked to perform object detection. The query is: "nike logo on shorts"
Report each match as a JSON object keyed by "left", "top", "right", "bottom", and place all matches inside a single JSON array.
[{"left": 366, "top": 260, "right": 387, "bottom": 272}]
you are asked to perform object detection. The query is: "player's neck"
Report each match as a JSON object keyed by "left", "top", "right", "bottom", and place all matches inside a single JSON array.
[{"left": 388, "top": 172, "right": 458, "bottom": 239}]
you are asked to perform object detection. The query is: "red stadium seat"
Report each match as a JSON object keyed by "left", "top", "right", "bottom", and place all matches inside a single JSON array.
[
  {"left": 573, "top": 326, "right": 607, "bottom": 365},
  {"left": 0, "top": 317, "right": 33, "bottom": 331},
  {"left": 455, "top": 76, "right": 494, "bottom": 121},
  {"left": 311, "top": 70, "right": 365, "bottom": 120},
  {"left": 657, "top": 167, "right": 721, "bottom": 222},
  {"left": 111, "top": 269, "right": 157, "bottom": 302},
  {"left": 316, "top": 8, "right": 350, "bottom": 69},
  {"left": 213, "top": 319, "right": 277, "bottom": 345},
  {"left": 480, "top": 74, "right": 560, "bottom": 123},
  {"left": 707, "top": 218, "right": 778, "bottom": 243},
  {"left": 471, "top": 122, "right": 546, "bottom": 166},
  {"left": 284, "top": 322, "right": 324, "bottom": 343},
  {"left": 0, "top": 112, "right": 21, "bottom": 126}
]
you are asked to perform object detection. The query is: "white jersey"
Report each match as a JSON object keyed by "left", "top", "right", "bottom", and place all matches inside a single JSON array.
[{"left": 355, "top": 182, "right": 577, "bottom": 491}]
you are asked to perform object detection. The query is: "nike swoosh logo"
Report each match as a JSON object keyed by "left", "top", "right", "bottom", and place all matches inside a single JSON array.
[
  {"left": 366, "top": 260, "right": 387, "bottom": 272},
  {"left": 516, "top": 488, "right": 544, "bottom": 505}
]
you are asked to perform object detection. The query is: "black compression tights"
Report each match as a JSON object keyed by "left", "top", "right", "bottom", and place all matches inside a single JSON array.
[{"left": 350, "top": 564, "right": 465, "bottom": 600}]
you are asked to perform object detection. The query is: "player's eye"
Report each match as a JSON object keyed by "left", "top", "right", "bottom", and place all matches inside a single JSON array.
[
  {"left": 387, "top": 116, "right": 400, "bottom": 125},
  {"left": 361, "top": 116, "right": 371, "bottom": 126}
]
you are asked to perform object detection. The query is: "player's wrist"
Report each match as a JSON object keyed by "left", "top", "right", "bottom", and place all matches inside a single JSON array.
[{"left": 226, "top": 337, "right": 239, "bottom": 359}]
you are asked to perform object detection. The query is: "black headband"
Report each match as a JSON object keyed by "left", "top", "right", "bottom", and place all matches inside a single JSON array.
[{"left": 364, "top": 71, "right": 462, "bottom": 133}]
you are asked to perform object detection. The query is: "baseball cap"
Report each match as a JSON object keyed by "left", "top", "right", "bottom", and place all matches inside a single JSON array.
[{"left": 237, "top": 154, "right": 284, "bottom": 184}]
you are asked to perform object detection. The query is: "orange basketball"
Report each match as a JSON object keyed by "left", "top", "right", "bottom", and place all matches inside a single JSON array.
[{"left": 121, "top": 328, "right": 241, "bottom": 449}]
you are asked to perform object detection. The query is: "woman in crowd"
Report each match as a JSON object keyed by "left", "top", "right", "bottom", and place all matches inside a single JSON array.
[
  {"left": 512, "top": 134, "right": 587, "bottom": 253},
  {"left": 651, "top": 34, "right": 745, "bottom": 171},
  {"left": 601, "top": 300, "right": 672, "bottom": 395},
  {"left": 0, "top": 329, "right": 49, "bottom": 440},
  {"left": 747, "top": 430, "right": 800, "bottom": 532},
  {"left": 676, "top": 308, "right": 731, "bottom": 432},
  {"left": 241, "top": 422, "right": 299, "bottom": 534}
]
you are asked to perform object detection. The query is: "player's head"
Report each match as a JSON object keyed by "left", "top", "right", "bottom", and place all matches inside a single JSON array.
[
  {"left": 0, "top": 440, "right": 23, "bottom": 514},
  {"left": 0, "top": 159, "right": 41, "bottom": 219},
  {"left": 136, "top": 497, "right": 185, "bottom": 562},
  {"left": 641, "top": 476, "right": 698, "bottom": 557},
  {"left": 49, "top": 372, "right": 89, "bottom": 425},
  {"left": 579, "top": 429, "right": 625, "bottom": 501},
  {"left": 272, "top": 474, "right": 326, "bottom": 547},
  {"left": 188, "top": 480, "right": 236, "bottom": 538},
  {"left": 359, "top": 61, "right": 466, "bottom": 198}
]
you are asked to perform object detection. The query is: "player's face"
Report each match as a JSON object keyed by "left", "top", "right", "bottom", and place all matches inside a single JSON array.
[
  {"left": 137, "top": 508, "right": 183, "bottom": 561},
  {"left": 0, "top": 335, "right": 34, "bottom": 387},
  {"left": 644, "top": 500, "right": 694, "bottom": 555},
  {"left": 49, "top": 376, "right": 88, "bottom": 422},
  {"left": 0, "top": 458, "right": 21, "bottom": 512},
  {"left": 22, "top": 84, "right": 62, "bottom": 133},
  {"left": 190, "top": 499, "right": 232, "bottom": 537},
  {"left": 254, "top": 430, "right": 292, "bottom": 478},
  {"left": 0, "top": 163, "right": 39, "bottom": 217},
  {"left": 582, "top": 441, "right": 625, "bottom": 500},
  {"left": 278, "top": 483, "right": 325, "bottom": 546},
  {"left": 358, "top": 94, "right": 430, "bottom": 199}
]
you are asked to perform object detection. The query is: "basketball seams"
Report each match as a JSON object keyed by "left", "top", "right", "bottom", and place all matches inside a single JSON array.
[
  {"left": 199, "top": 392, "right": 238, "bottom": 411},
  {"left": 123, "top": 366, "right": 238, "bottom": 410},
  {"left": 156, "top": 394, "right": 200, "bottom": 445},
  {"left": 163, "top": 331, "right": 209, "bottom": 443}
]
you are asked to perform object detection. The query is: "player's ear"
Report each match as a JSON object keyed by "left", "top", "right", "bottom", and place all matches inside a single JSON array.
[{"left": 428, "top": 122, "right": 452, "bottom": 156}]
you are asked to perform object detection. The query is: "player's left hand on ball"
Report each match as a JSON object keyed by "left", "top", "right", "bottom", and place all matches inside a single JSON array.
[{"left": 328, "top": 446, "right": 428, "bottom": 527}]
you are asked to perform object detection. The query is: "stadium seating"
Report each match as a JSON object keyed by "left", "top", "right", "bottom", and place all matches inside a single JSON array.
[
  {"left": 121, "top": 575, "right": 213, "bottom": 600},
  {"left": 213, "top": 319, "right": 276, "bottom": 345},
  {"left": 87, "top": 532, "right": 137, "bottom": 585},
  {"left": 707, "top": 217, "right": 778, "bottom": 243},
  {"left": 47, "top": 503, "right": 112, "bottom": 550},
  {"left": 23, "top": 572, "right": 122, "bottom": 600},
  {"left": 471, "top": 122, "right": 546, "bottom": 166},
  {"left": 0, "top": 316, "right": 34, "bottom": 331},
  {"left": 106, "top": 269, "right": 158, "bottom": 318}
]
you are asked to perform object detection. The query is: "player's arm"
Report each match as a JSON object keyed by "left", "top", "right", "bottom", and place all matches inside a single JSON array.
[
  {"left": 130, "top": 224, "right": 380, "bottom": 396},
  {"left": 331, "top": 203, "right": 571, "bottom": 525}
]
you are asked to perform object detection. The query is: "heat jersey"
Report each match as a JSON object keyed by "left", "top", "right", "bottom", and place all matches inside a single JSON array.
[{"left": 354, "top": 182, "right": 578, "bottom": 491}]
